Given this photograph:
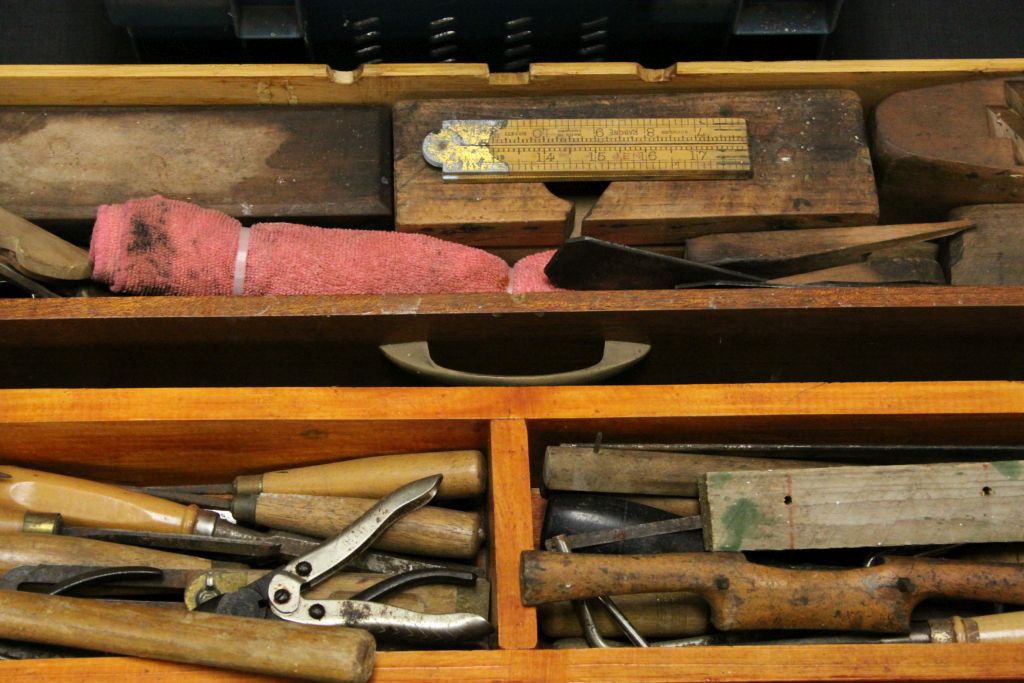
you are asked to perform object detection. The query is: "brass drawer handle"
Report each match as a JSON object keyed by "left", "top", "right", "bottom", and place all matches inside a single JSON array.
[{"left": 380, "top": 340, "right": 650, "bottom": 386}]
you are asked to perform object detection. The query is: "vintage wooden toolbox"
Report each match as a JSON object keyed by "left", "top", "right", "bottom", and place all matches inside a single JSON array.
[
  {"left": 1, "top": 381, "right": 1024, "bottom": 681},
  {"left": 3, "top": 60, "right": 1024, "bottom": 388}
]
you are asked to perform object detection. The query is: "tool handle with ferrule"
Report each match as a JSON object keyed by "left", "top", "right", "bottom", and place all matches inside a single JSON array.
[
  {"left": 933, "top": 611, "right": 1024, "bottom": 643},
  {"left": 240, "top": 492, "right": 484, "bottom": 559},
  {"left": 0, "top": 465, "right": 201, "bottom": 534},
  {"left": 0, "top": 590, "right": 375, "bottom": 683},
  {"left": 519, "top": 551, "right": 1024, "bottom": 633},
  {"left": 0, "top": 533, "right": 216, "bottom": 573},
  {"left": 249, "top": 450, "right": 486, "bottom": 499}
]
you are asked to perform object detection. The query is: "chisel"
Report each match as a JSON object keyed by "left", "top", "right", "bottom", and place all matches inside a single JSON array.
[
  {"left": 140, "top": 450, "right": 486, "bottom": 506},
  {"left": 0, "top": 465, "right": 326, "bottom": 558},
  {"left": 231, "top": 492, "right": 484, "bottom": 559},
  {"left": 0, "top": 533, "right": 219, "bottom": 574}
]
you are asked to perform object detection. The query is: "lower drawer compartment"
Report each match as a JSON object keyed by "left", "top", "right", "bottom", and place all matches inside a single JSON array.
[{"left": 1, "top": 382, "right": 1023, "bottom": 681}]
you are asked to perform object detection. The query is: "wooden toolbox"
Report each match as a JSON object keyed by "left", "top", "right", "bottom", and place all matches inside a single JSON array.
[
  {"left": 4, "top": 60, "right": 1024, "bottom": 388},
  {"left": 2, "top": 381, "right": 1024, "bottom": 681}
]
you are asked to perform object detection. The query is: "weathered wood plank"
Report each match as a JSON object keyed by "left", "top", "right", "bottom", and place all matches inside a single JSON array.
[
  {"left": 395, "top": 91, "right": 877, "bottom": 247},
  {"left": 685, "top": 221, "right": 967, "bottom": 278},
  {"left": 949, "top": 204, "right": 1024, "bottom": 285},
  {"left": 544, "top": 446, "right": 830, "bottom": 497},
  {"left": 700, "top": 460, "right": 1024, "bottom": 551},
  {"left": 0, "top": 106, "right": 392, "bottom": 224}
]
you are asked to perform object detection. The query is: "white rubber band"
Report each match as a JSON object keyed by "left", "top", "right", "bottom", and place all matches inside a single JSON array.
[{"left": 232, "top": 226, "right": 251, "bottom": 295}]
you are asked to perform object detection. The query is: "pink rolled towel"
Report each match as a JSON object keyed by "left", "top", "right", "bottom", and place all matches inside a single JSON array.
[
  {"left": 90, "top": 196, "right": 510, "bottom": 295},
  {"left": 508, "top": 250, "right": 564, "bottom": 294}
]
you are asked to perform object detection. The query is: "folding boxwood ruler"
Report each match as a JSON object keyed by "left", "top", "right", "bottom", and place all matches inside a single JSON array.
[{"left": 422, "top": 118, "right": 752, "bottom": 182}]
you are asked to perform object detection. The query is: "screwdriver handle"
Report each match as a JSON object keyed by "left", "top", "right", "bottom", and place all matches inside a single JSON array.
[
  {"left": 245, "top": 450, "right": 486, "bottom": 499},
  {"left": 0, "top": 465, "right": 202, "bottom": 534},
  {"left": 932, "top": 611, "right": 1024, "bottom": 643},
  {"left": 240, "top": 492, "right": 484, "bottom": 559},
  {"left": 0, "top": 590, "right": 375, "bottom": 682}
]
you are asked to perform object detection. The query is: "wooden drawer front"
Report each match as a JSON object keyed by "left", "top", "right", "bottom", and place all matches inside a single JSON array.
[
  {"left": 1, "top": 61, "right": 1024, "bottom": 388},
  {"left": 1, "top": 382, "right": 1024, "bottom": 681}
]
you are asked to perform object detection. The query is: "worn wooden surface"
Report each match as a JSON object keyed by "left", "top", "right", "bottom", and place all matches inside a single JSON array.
[
  {"left": 0, "top": 533, "right": 214, "bottom": 573},
  {"left": 537, "top": 591, "right": 708, "bottom": 639},
  {"left": 250, "top": 492, "right": 483, "bottom": 559},
  {"left": 543, "top": 446, "right": 832, "bottom": 497},
  {"left": 2, "top": 60, "right": 1024, "bottom": 110},
  {"left": 256, "top": 450, "right": 486, "bottom": 499},
  {"left": 768, "top": 258, "right": 946, "bottom": 285},
  {"left": 2, "top": 645, "right": 1024, "bottom": 683},
  {"left": 701, "top": 460, "right": 1024, "bottom": 551},
  {"left": 948, "top": 205, "right": 1024, "bottom": 285},
  {"left": 0, "top": 590, "right": 375, "bottom": 683},
  {"left": 0, "top": 106, "right": 391, "bottom": 225},
  {"left": 0, "top": 383, "right": 1023, "bottom": 678},
  {"left": 487, "top": 418, "right": 537, "bottom": 650},
  {"left": 685, "top": 221, "right": 967, "bottom": 278},
  {"left": 5, "top": 287, "right": 1024, "bottom": 387},
  {"left": 875, "top": 79, "right": 1024, "bottom": 220},
  {"left": 395, "top": 92, "right": 876, "bottom": 246},
  {"left": 520, "top": 552, "right": 1024, "bottom": 633}
]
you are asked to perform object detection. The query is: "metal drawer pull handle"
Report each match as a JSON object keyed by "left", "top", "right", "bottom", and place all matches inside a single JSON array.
[{"left": 379, "top": 340, "right": 650, "bottom": 386}]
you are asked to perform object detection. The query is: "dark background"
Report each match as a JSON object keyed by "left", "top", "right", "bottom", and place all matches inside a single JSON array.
[{"left": 1, "top": 0, "right": 1021, "bottom": 66}]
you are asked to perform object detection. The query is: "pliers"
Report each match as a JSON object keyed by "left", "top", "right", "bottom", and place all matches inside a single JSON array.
[{"left": 195, "top": 474, "right": 493, "bottom": 643}]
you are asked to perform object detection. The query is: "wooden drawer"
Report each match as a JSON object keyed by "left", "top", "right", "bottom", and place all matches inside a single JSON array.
[
  {"left": 1, "top": 381, "right": 1023, "bottom": 681},
  {"left": 3, "top": 61, "right": 1024, "bottom": 388}
]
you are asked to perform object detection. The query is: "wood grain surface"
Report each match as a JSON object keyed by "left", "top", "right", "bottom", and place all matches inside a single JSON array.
[
  {"left": 2, "top": 60, "right": 1024, "bottom": 110},
  {"left": 949, "top": 204, "right": 1024, "bottom": 285},
  {"left": 685, "top": 220, "right": 967, "bottom": 277},
  {"left": 395, "top": 91, "right": 877, "bottom": 246},
  {"left": 700, "top": 460, "right": 1024, "bottom": 551},
  {"left": 543, "top": 446, "right": 831, "bottom": 497},
  {"left": 767, "top": 258, "right": 946, "bottom": 284},
  {"left": 5, "top": 286, "right": 1024, "bottom": 387},
  {"left": 0, "top": 106, "right": 391, "bottom": 225},
  {"left": 249, "top": 492, "right": 484, "bottom": 559},
  {"left": 875, "top": 79, "right": 1024, "bottom": 220},
  {"left": 487, "top": 418, "right": 536, "bottom": 649}
]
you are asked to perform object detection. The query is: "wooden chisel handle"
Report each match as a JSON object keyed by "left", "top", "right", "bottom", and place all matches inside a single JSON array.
[
  {"left": 242, "top": 450, "right": 486, "bottom": 499},
  {"left": 933, "top": 611, "right": 1024, "bottom": 643},
  {"left": 0, "top": 533, "right": 216, "bottom": 573},
  {"left": 0, "top": 590, "right": 375, "bottom": 682},
  {"left": 240, "top": 492, "right": 484, "bottom": 559},
  {"left": 0, "top": 465, "right": 203, "bottom": 534},
  {"left": 520, "top": 551, "right": 1024, "bottom": 633},
  {"left": 0, "top": 506, "right": 61, "bottom": 534}
]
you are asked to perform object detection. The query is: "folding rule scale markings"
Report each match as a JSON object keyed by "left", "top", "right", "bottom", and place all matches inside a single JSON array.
[{"left": 422, "top": 118, "right": 752, "bottom": 182}]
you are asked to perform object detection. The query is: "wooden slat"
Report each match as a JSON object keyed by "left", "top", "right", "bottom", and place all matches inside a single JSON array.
[
  {"left": 4, "top": 644, "right": 1024, "bottom": 682},
  {"left": 1, "top": 60, "right": 1023, "bottom": 109},
  {"left": 487, "top": 418, "right": 537, "bottom": 649},
  {"left": 701, "top": 460, "right": 1024, "bottom": 551}
]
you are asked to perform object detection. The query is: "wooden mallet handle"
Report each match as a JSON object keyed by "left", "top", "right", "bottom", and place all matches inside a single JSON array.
[{"left": 0, "top": 590, "right": 375, "bottom": 682}]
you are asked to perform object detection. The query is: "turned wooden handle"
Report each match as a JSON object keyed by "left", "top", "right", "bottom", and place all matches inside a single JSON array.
[
  {"left": 0, "top": 590, "right": 374, "bottom": 682},
  {"left": 951, "top": 611, "right": 1024, "bottom": 643},
  {"left": 243, "top": 493, "right": 484, "bottom": 559},
  {"left": 0, "top": 533, "right": 214, "bottom": 573},
  {"left": 520, "top": 551, "right": 1024, "bottom": 633},
  {"left": 543, "top": 447, "right": 829, "bottom": 497},
  {"left": 255, "top": 450, "right": 486, "bottom": 499},
  {"left": 0, "top": 465, "right": 199, "bottom": 533},
  {"left": 0, "top": 206, "right": 92, "bottom": 280},
  {"left": 538, "top": 591, "right": 709, "bottom": 638}
]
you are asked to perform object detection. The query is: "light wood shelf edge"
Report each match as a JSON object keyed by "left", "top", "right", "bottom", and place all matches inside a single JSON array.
[
  {"left": 1, "top": 59, "right": 1023, "bottom": 108},
  {"left": 2, "top": 644, "right": 1024, "bottom": 682},
  {"left": 1, "top": 382, "right": 1022, "bottom": 423}
]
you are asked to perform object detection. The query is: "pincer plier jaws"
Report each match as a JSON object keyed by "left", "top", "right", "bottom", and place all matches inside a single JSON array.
[{"left": 200, "top": 474, "right": 493, "bottom": 642}]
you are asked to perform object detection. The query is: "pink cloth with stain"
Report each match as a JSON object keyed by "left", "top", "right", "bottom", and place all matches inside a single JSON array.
[
  {"left": 508, "top": 250, "right": 563, "bottom": 293},
  {"left": 90, "top": 196, "right": 511, "bottom": 295}
]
